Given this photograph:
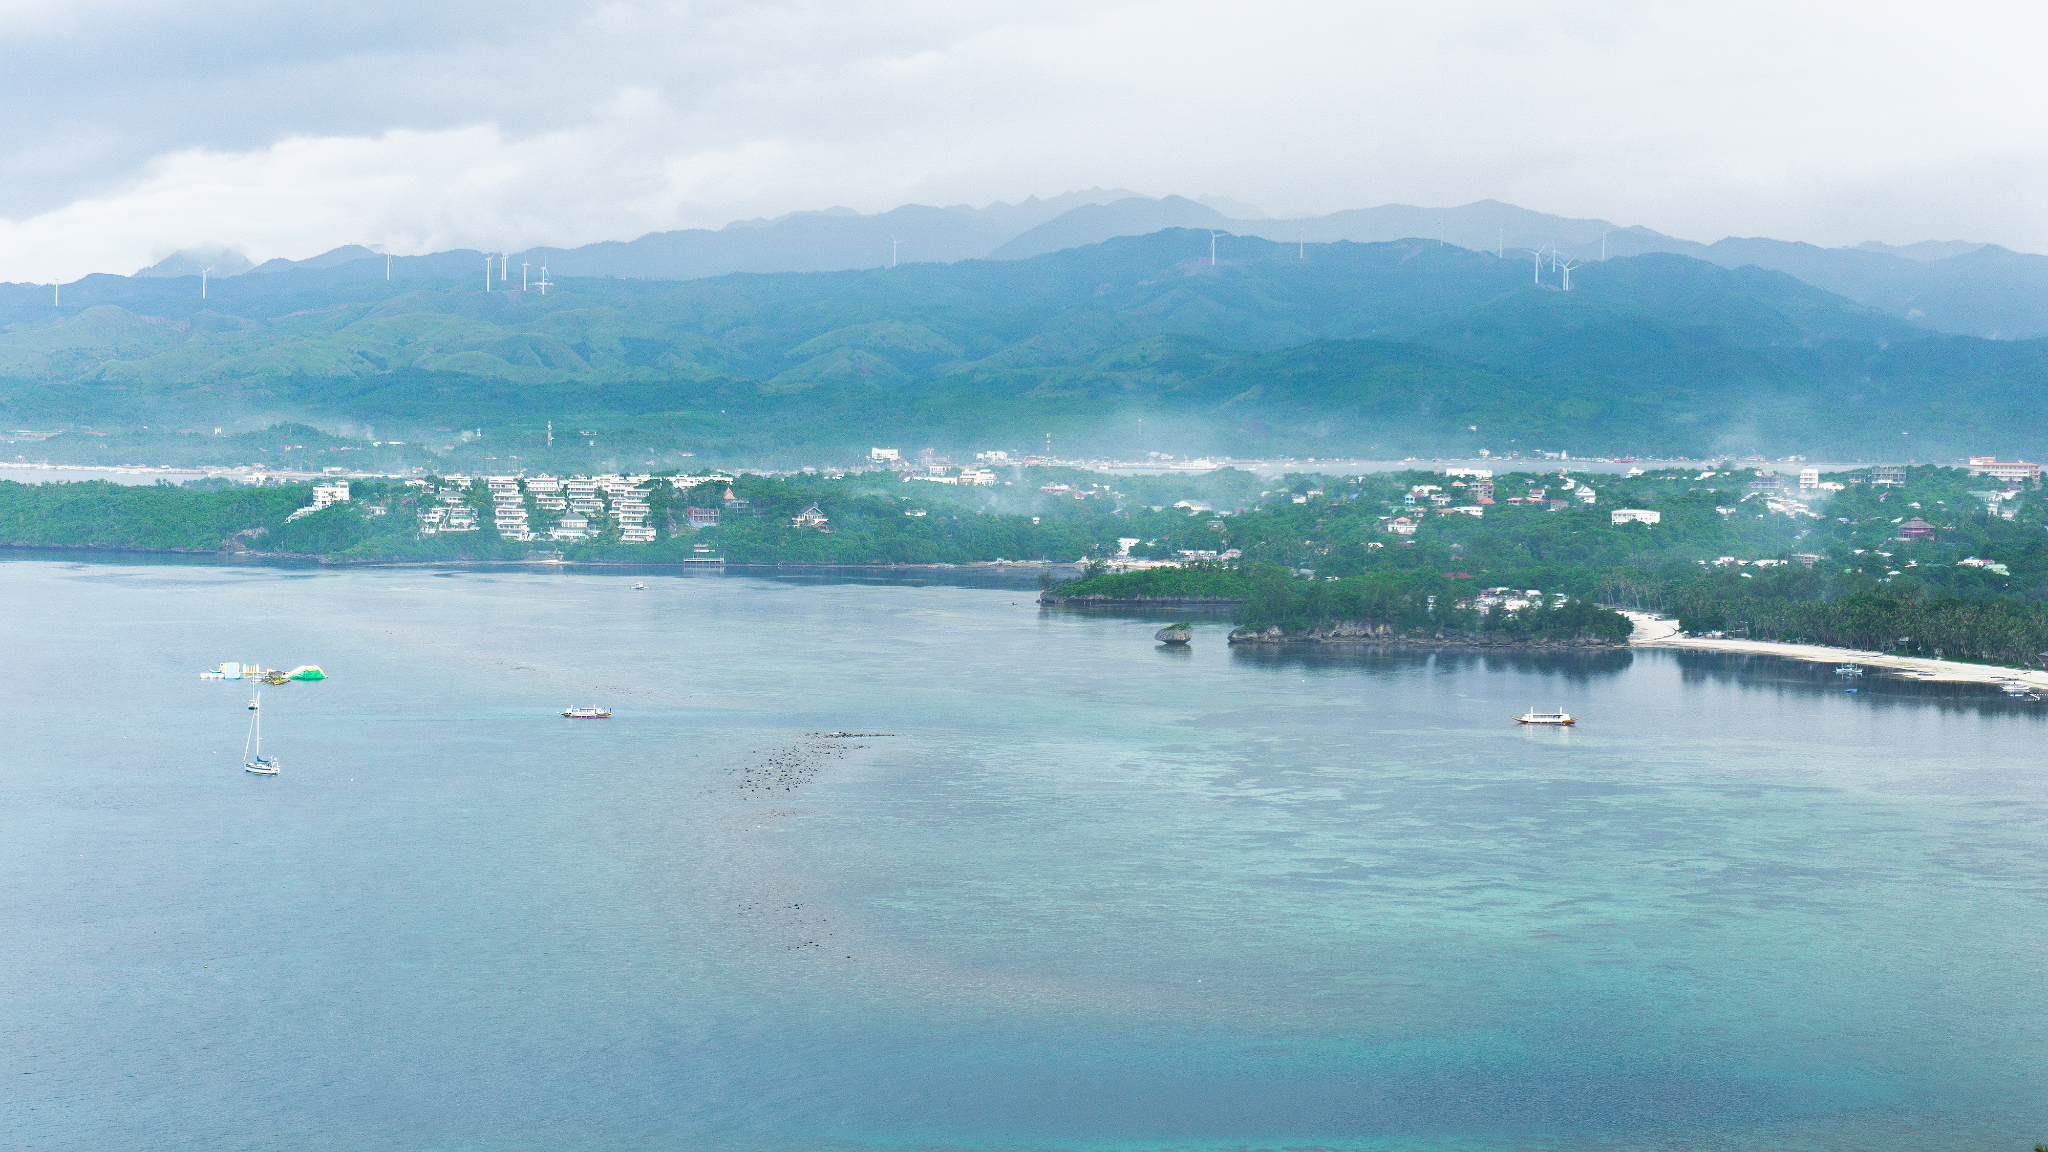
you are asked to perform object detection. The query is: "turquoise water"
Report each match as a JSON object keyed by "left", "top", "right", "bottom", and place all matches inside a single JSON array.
[{"left": 4, "top": 559, "right": 2043, "bottom": 1150}]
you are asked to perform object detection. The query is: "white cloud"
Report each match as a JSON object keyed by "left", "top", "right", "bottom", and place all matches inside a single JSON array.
[{"left": 2, "top": 0, "right": 2045, "bottom": 281}]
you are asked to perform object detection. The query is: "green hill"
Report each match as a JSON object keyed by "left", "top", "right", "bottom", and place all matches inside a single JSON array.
[{"left": 2, "top": 230, "right": 2045, "bottom": 468}]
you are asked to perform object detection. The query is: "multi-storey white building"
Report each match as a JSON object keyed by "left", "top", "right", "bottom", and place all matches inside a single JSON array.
[{"left": 1967, "top": 456, "right": 2041, "bottom": 485}]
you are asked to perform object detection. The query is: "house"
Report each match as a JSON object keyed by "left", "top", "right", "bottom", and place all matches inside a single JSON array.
[
  {"left": 1896, "top": 517, "right": 1935, "bottom": 541},
  {"left": 1966, "top": 456, "right": 2041, "bottom": 485},
  {"left": 792, "top": 503, "right": 830, "bottom": 530},
  {"left": 1611, "top": 509, "right": 1662, "bottom": 525},
  {"left": 686, "top": 507, "right": 720, "bottom": 528},
  {"left": 721, "top": 487, "right": 752, "bottom": 514},
  {"left": 1385, "top": 516, "right": 1418, "bottom": 536}
]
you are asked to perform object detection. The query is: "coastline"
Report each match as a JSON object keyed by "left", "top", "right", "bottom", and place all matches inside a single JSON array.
[
  {"left": 1040, "top": 594, "right": 1247, "bottom": 609},
  {"left": 1623, "top": 611, "right": 2048, "bottom": 687}
]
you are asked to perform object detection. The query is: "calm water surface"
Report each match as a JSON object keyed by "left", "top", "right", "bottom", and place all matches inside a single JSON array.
[{"left": 4, "top": 560, "right": 2043, "bottom": 1150}]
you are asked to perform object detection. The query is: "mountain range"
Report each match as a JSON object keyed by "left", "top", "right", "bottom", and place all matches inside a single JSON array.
[
  {"left": 107, "top": 193, "right": 2048, "bottom": 341},
  {"left": 4, "top": 223, "right": 2045, "bottom": 468}
]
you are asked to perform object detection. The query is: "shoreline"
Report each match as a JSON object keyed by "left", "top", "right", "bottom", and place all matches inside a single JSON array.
[{"left": 1622, "top": 611, "right": 2048, "bottom": 687}]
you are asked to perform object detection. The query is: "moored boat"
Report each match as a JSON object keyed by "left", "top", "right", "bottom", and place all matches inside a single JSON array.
[
  {"left": 243, "top": 690, "right": 281, "bottom": 774},
  {"left": 560, "top": 705, "right": 613, "bottom": 719},
  {"left": 1514, "top": 707, "right": 1576, "bottom": 725}
]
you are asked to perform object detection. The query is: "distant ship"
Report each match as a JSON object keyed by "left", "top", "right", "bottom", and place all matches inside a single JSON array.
[
  {"left": 1514, "top": 708, "right": 1576, "bottom": 726},
  {"left": 560, "top": 706, "right": 612, "bottom": 719},
  {"left": 243, "top": 690, "right": 280, "bottom": 774}
]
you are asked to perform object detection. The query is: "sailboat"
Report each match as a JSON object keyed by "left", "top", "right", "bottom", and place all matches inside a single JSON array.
[{"left": 243, "top": 690, "right": 280, "bottom": 775}]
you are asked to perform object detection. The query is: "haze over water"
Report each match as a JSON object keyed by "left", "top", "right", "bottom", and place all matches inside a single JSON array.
[{"left": 5, "top": 558, "right": 2043, "bottom": 1150}]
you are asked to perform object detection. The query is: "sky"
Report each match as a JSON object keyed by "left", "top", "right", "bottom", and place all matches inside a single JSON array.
[{"left": 2, "top": 0, "right": 2043, "bottom": 281}]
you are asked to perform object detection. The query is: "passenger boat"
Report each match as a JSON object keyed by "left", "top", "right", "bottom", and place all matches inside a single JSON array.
[
  {"left": 243, "top": 690, "right": 280, "bottom": 775},
  {"left": 1514, "top": 708, "right": 1576, "bottom": 725},
  {"left": 560, "top": 705, "right": 613, "bottom": 719}
]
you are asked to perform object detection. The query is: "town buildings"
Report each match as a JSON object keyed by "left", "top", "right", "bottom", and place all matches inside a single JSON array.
[{"left": 1611, "top": 509, "right": 1662, "bottom": 525}]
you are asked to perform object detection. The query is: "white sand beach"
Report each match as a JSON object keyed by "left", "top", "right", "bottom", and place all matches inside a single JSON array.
[{"left": 1623, "top": 611, "right": 2048, "bottom": 688}]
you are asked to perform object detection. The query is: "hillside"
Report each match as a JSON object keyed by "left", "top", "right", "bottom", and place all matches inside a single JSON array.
[
  {"left": 82, "top": 194, "right": 2048, "bottom": 341},
  {"left": 2, "top": 230, "right": 2045, "bottom": 469}
]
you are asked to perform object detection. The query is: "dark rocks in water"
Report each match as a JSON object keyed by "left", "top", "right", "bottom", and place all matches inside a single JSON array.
[
  {"left": 1155, "top": 625, "right": 1193, "bottom": 645},
  {"left": 1228, "top": 622, "right": 1623, "bottom": 648}
]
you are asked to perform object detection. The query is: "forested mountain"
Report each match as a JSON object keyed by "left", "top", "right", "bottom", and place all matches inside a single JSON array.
[
  {"left": 99, "top": 194, "right": 2048, "bottom": 340},
  {"left": 3, "top": 229, "right": 2045, "bottom": 469}
]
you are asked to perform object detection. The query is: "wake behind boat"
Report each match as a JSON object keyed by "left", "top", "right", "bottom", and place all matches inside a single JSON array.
[
  {"left": 561, "top": 705, "right": 612, "bottom": 719},
  {"left": 243, "top": 689, "right": 280, "bottom": 774},
  {"left": 1514, "top": 708, "right": 1576, "bottom": 726}
]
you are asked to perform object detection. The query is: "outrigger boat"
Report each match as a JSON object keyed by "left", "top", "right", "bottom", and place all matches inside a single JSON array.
[
  {"left": 243, "top": 690, "right": 280, "bottom": 775},
  {"left": 1514, "top": 707, "right": 1576, "bottom": 726},
  {"left": 560, "top": 705, "right": 613, "bottom": 719},
  {"left": 1834, "top": 663, "right": 1864, "bottom": 676}
]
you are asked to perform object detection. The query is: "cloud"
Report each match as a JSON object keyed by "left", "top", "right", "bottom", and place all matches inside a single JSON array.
[{"left": 2, "top": 0, "right": 2044, "bottom": 281}]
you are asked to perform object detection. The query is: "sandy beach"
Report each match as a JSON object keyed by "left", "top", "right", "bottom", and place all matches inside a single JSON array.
[{"left": 1623, "top": 611, "right": 2048, "bottom": 688}]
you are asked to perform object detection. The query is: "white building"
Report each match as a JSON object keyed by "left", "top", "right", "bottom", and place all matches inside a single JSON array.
[
  {"left": 1798, "top": 467, "right": 1821, "bottom": 490},
  {"left": 871, "top": 447, "right": 900, "bottom": 462},
  {"left": 1611, "top": 509, "right": 1662, "bottom": 525},
  {"left": 957, "top": 467, "right": 997, "bottom": 486},
  {"left": 1967, "top": 456, "right": 2041, "bottom": 485}
]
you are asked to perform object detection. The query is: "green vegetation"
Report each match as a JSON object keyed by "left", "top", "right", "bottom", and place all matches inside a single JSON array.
[
  {"left": 10, "top": 460, "right": 2048, "bottom": 664},
  {"left": 7, "top": 232, "right": 2048, "bottom": 467},
  {"left": 1045, "top": 462, "right": 2048, "bottom": 657}
]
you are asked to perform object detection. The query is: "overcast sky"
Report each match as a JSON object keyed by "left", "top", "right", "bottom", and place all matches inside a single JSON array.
[{"left": 1, "top": 0, "right": 2041, "bottom": 280}]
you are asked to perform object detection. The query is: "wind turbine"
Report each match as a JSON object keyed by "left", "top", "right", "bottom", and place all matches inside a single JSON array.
[
  {"left": 202, "top": 266, "right": 213, "bottom": 300},
  {"left": 1521, "top": 247, "right": 1545, "bottom": 285},
  {"left": 1601, "top": 230, "right": 1610, "bottom": 260},
  {"left": 484, "top": 254, "right": 492, "bottom": 291},
  {"left": 52, "top": 282, "right": 59, "bottom": 307},
  {"left": 891, "top": 238, "right": 899, "bottom": 268},
  {"left": 1557, "top": 256, "right": 1582, "bottom": 291},
  {"left": 536, "top": 262, "right": 551, "bottom": 296},
  {"left": 1208, "top": 230, "right": 1222, "bottom": 265},
  {"left": 522, "top": 261, "right": 530, "bottom": 291},
  {"left": 500, "top": 253, "right": 508, "bottom": 282},
  {"left": 386, "top": 253, "right": 392, "bottom": 280}
]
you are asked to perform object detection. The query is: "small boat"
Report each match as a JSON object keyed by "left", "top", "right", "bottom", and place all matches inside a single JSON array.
[
  {"left": 1514, "top": 707, "right": 1576, "bottom": 725},
  {"left": 1833, "top": 663, "right": 1863, "bottom": 676},
  {"left": 633, "top": 582, "right": 645, "bottom": 591},
  {"left": 560, "top": 705, "right": 612, "bottom": 719},
  {"left": 243, "top": 690, "right": 280, "bottom": 775}
]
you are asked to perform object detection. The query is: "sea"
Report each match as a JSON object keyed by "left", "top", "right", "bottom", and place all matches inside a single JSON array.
[{"left": 5, "top": 556, "right": 2044, "bottom": 1151}]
